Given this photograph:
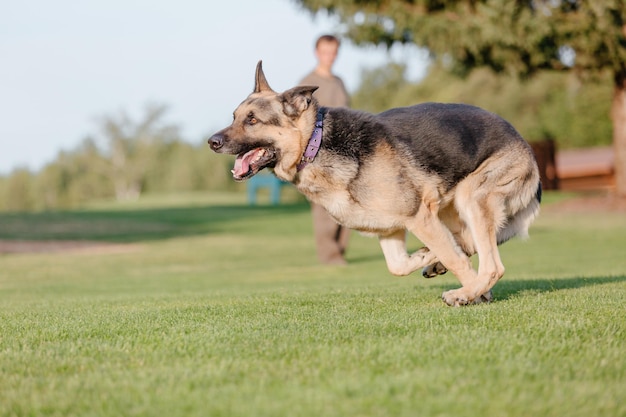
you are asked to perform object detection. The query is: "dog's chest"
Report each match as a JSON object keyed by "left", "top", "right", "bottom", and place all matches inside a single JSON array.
[
  {"left": 295, "top": 164, "right": 354, "bottom": 210},
  {"left": 295, "top": 162, "right": 409, "bottom": 233},
  {"left": 299, "top": 183, "right": 372, "bottom": 229}
]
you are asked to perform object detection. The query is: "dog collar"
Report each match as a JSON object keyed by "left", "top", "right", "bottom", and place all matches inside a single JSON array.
[{"left": 297, "top": 108, "right": 326, "bottom": 171}]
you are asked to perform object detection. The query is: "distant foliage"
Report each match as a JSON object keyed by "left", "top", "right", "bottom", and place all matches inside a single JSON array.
[
  {"left": 353, "top": 63, "right": 613, "bottom": 148},
  {"left": 0, "top": 106, "right": 237, "bottom": 212}
]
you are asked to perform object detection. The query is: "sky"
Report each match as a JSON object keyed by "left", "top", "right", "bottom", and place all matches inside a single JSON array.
[{"left": 0, "top": 0, "right": 428, "bottom": 174}]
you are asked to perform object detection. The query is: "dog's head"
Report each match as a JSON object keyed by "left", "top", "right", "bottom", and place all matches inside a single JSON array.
[{"left": 208, "top": 61, "right": 319, "bottom": 181}]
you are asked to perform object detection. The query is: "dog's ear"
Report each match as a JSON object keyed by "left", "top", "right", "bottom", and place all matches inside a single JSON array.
[
  {"left": 254, "top": 60, "right": 274, "bottom": 93},
  {"left": 281, "top": 86, "right": 319, "bottom": 118}
]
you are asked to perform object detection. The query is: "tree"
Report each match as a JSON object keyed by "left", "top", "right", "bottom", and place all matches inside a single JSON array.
[
  {"left": 1, "top": 168, "right": 35, "bottom": 212},
  {"left": 295, "top": 0, "right": 626, "bottom": 196},
  {"left": 35, "top": 138, "right": 112, "bottom": 209},
  {"left": 98, "top": 104, "right": 180, "bottom": 200},
  {"left": 351, "top": 62, "right": 410, "bottom": 111}
]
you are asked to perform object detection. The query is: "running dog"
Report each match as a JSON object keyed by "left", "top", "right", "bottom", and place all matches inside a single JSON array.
[{"left": 208, "top": 61, "right": 541, "bottom": 306}]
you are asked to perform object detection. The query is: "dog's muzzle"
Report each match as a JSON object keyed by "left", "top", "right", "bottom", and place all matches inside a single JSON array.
[{"left": 208, "top": 133, "right": 224, "bottom": 151}]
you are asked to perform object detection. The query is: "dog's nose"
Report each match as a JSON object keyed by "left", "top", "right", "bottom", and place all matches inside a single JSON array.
[{"left": 208, "top": 133, "right": 224, "bottom": 151}]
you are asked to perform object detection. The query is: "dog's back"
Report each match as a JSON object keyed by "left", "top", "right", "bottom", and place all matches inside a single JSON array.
[{"left": 378, "top": 103, "right": 532, "bottom": 189}]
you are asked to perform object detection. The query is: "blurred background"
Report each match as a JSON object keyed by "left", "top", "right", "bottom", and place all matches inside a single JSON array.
[{"left": 1, "top": 0, "right": 624, "bottom": 212}]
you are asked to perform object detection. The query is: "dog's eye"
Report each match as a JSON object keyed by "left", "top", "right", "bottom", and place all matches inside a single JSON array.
[{"left": 247, "top": 113, "right": 258, "bottom": 125}]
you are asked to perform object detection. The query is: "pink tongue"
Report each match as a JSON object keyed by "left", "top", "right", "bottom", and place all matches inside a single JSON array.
[{"left": 233, "top": 148, "right": 261, "bottom": 177}]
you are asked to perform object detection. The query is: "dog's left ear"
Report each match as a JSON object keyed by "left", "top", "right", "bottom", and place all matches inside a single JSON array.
[
  {"left": 254, "top": 61, "right": 274, "bottom": 93},
  {"left": 281, "top": 86, "right": 319, "bottom": 118}
]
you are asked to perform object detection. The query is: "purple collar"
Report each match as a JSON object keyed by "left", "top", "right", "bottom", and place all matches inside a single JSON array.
[{"left": 297, "top": 108, "right": 326, "bottom": 171}]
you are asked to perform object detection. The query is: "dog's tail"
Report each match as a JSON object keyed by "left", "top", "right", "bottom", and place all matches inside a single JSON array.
[{"left": 536, "top": 182, "right": 542, "bottom": 204}]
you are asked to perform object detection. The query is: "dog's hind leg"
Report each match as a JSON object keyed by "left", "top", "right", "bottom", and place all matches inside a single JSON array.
[
  {"left": 442, "top": 151, "right": 540, "bottom": 305},
  {"left": 443, "top": 193, "right": 504, "bottom": 306},
  {"left": 378, "top": 230, "right": 439, "bottom": 276},
  {"left": 443, "top": 168, "right": 516, "bottom": 306}
]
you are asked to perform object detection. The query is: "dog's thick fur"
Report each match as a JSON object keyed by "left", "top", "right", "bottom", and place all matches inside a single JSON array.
[{"left": 209, "top": 61, "right": 541, "bottom": 306}]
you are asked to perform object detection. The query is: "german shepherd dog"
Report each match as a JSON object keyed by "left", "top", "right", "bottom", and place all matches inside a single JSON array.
[{"left": 209, "top": 62, "right": 541, "bottom": 306}]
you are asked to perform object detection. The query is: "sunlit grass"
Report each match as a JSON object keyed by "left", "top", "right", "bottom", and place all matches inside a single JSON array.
[{"left": 0, "top": 191, "right": 624, "bottom": 417}]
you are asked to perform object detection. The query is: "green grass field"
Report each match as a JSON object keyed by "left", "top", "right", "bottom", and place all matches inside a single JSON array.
[{"left": 1, "top": 191, "right": 625, "bottom": 417}]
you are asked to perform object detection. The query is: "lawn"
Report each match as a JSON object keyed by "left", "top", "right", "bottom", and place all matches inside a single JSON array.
[{"left": 0, "top": 191, "right": 625, "bottom": 417}]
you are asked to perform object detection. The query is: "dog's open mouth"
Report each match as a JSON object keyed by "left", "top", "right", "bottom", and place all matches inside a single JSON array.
[{"left": 231, "top": 147, "right": 276, "bottom": 181}]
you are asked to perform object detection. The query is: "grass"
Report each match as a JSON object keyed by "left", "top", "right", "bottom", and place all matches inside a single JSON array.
[{"left": 0, "top": 191, "right": 625, "bottom": 417}]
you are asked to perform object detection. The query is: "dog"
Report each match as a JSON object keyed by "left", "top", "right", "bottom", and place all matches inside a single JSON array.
[{"left": 208, "top": 61, "right": 541, "bottom": 306}]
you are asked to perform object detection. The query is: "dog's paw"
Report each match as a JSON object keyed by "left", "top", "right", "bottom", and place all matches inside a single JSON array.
[
  {"left": 472, "top": 290, "right": 493, "bottom": 304},
  {"left": 441, "top": 289, "right": 471, "bottom": 306},
  {"left": 422, "top": 262, "right": 448, "bottom": 278},
  {"left": 441, "top": 289, "right": 492, "bottom": 306}
]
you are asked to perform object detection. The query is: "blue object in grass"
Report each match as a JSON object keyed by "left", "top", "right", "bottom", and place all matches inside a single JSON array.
[{"left": 247, "top": 172, "right": 288, "bottom": 205}]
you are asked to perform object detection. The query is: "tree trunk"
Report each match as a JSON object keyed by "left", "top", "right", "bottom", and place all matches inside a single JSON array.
[{"left": 611, "top": 72, "right": 626, "bottom": 198}]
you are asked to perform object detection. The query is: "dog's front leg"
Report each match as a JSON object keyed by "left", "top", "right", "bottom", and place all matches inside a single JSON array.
[
  {"left": 406, "top": 199, "right": 483, "bottom": 306},
  {"left": 378, "top": 230, "right": 438, "bottom": 276}
]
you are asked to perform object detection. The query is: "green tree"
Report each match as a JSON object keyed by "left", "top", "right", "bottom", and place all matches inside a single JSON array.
[
  {"left": 98, "top": 104, "right": 180, "bottom": 200},
  {"left": 35, "top": 138, "right": 112, "bottom": 209},
  {"left": 1, "top": 168, "right": 35, "bottom": 212},
  {"left": 351, "top": 62, "right": 410, "bottom": 111},
  {"left": 295, "top": 0, "right": 626, "bottom": 196}
]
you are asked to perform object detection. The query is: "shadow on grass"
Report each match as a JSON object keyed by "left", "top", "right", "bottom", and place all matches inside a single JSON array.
[
  {"left": 435, "top": 275, "right": 626, "bottom": 302},
  {"left": 495, "top": 275, "right": 626, "bottom": 300},
  {"left": 0, "top": 202, "right": 311, "bottom": 243}
]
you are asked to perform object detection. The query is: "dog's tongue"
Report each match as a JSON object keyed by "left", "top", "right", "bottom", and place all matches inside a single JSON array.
[{"left": 232, "top": 148, "right": 263, "bottom": 177}]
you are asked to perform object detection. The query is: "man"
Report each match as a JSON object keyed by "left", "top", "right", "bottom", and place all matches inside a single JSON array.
[{"left": 299, "top": 34, "right": 351, "bottom": 265}]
